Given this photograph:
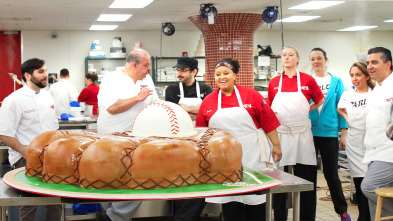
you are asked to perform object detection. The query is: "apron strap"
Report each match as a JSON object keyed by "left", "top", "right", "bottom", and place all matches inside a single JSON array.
[
  {"left": 179, "top": 81, "right": 201, "bottom": 100},
  {"left": 296, "top": 71, "right": 301, "bottom": 93},
  {"left": 276, "top": 120, "right": 311, "bottom": 134},
  {"left": 218, "top": 85, "right": 243, "bottom": 109},
  {"left": 179, "top": 82, "right": 184, "bottom": 100},
  {"left": 278, "top": 74, "right": 283, "bottom": 92},
  {"left": 196, "top": 81, "right": 201, "bottom": 99},
  {"left": 278, "top": 71, "right": 301, "bottom": 92}
]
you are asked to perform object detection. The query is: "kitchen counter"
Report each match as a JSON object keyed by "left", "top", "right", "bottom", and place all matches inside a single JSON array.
[{"left": 58, "top": 119, "right": 97, "bottom": 130}]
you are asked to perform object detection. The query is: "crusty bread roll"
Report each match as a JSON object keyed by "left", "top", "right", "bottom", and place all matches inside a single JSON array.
[
  {"left": 26, "top": 128, "right": 243, "bottom": 189},
  {"left": 78, "top": 137, "right": 139, "bottom": 189},
  {"left": 202, "top": 130, "right": 243, "bottom": 184},
  {"left": 26, "top": 130, "right": 94, "bottom": 177},
  {"left": 42, "top": 136, "right": 98, "bottom": 184},
  {"left": 131, "top": 139, "right": 201, "bottom": 189}
]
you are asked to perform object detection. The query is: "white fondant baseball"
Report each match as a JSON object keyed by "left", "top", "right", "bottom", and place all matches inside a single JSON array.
[{"left": 131, "top": 101, "right": 197, "bottom": 137}]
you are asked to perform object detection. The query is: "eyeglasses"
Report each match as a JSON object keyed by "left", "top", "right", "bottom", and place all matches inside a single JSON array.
[{"left": 175, "top": 68, "right": 191, "bottom": 73}]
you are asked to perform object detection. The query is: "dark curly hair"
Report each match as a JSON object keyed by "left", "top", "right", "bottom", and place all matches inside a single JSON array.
[{"left": 21, "top": 58, "right": 45, "bottom": 82}]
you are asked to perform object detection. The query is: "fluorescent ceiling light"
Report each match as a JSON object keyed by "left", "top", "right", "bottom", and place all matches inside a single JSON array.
[
  {"left": 278, "top": 16, "right": 320, "bottom": 22},
  {"left": 89, "top": 25, "right": 118, "bottom": 31},
  {"left": 97, "top": 14, "right": 132, "bottom": 22},
  {"left": 337, "top": 26, "right": 377, "bottom": 31},
  {"left": 109, "top": 0, "right": 153, "bottom": 8},
  {"left": 290, "top": 1, "right": 345, "bottom": 10},
  {"left": 384, "top": 19, "right": 393, "bottom": 22}
]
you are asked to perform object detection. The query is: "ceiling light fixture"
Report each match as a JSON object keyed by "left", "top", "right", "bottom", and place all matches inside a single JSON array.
[
  {"left": 89, "top": 25, "right": 118, "bottom": 31},
  {"left": 290, "top": 1, "right": 345, "bottom": 10},
  {"left": 277, "top": 16, "right": 320, "bottom": 22},
  {"left": 109, "top": 0, "right": 153, "bottom": 9},
  {"left": 384, "top": 19, "right": 393, "bottom": 23},
  {"left": 337, "top": 26, "right": 377, "bottom": 31},
  {"left": 97, "top": 14, "right": 132, "bottom": 22}
]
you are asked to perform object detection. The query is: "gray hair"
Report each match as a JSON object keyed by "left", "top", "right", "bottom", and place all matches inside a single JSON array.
[{"left": 126, "top": 49, "right": 148, "bottom": 65}]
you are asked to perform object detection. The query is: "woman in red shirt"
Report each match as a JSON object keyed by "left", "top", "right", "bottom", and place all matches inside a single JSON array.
[
  {"left": 196, "top": 57, "right": 281, "bottom": 221},
  {"left": 78, "top": 72, "right": 100, "bottom": 117},
  {"left": 268, "top": 46, "right": 324, "bottom": 221}
]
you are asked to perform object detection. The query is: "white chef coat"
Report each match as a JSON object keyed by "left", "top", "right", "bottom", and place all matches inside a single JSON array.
[
  {"left": 97, "top": 70, "right": 160, "bottom": 134},
  {"left": 206, "top": 86, "right": 272, "bottom": 205},
  {"left": 363, "top": 72, "right": 393, "bottom": 164},
  {"left": 49, "top": 79, "right": 79, "bottom": 116},
  {"left": 0, "top": 86, "right": 59, "bottom": 165},
  {"left": 271, "top": 72, "right": 316, "bottom": 167},
  {"left": 178, "top": 81, "right": 203, "bottom": 107},
  {"left": 338, "top": 88, "right": 371, "bottom": 177}
]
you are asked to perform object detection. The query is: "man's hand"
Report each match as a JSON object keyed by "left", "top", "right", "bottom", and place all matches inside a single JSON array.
[
  {"left": 107, "top": 88, "right": 153, "bottom": 115},
  {"left": 179, "top": 103, "right": 200, "bottom": 115},
  {"left": 136, "top": 88, "right": 153, "bottom": 102},
  {"left": 0, "top": 135, "right": 27, "bottom": 159},
  {"left": 179, "top": 104, "right": 190, "bottom": 112}
]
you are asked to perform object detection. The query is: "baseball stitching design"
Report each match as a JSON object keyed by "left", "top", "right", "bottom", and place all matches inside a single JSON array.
[{"left": 132, "top": 103, "right": 179, "bottom": 135}]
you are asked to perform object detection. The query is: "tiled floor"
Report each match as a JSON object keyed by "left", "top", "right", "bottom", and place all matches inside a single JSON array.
[{"left": 286, "top": 170, "right": 359, "bottom": 221}]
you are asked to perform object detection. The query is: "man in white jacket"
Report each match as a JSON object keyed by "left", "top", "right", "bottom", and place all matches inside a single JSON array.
[
  {"left": 0, "top": 58, "right": 62, "bottom": 221},
  {"left": 96, "top": 49, "right": 159, "bottom": 221},
  {"left": 362, "top": 47, "right": 393, "bottom": 220},
  {"left": 49, "top": 68, "right": 79, "bottom": 116}
]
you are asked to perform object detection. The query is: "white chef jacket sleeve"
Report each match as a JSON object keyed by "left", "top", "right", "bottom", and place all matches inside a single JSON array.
[
  {"left": 97, "top": 73, "right": 119, "bottom": 111},
  {"left": 337, "top": 91, "right": 349, "bottom": 109},
  {"left": 69, "top": 84, "right": 79, "bottom": 102},
  {"left": 0, "top": 96, "right": 21, "bottom": 138}
]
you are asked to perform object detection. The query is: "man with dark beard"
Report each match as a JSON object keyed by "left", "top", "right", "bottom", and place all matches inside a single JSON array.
[{"left": 0, "top": 58, "right": 62, "bottom": 221}]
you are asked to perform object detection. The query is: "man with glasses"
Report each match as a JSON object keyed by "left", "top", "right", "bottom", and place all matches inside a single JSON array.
[
  {"left": 165, "top": 57, "right": 213, "bottom": 121},
  {"left": 165, "top": 57, "right": 212, "bottom": 221}
]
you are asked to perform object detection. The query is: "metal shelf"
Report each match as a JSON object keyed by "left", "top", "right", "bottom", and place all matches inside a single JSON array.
[{"left": 86, "top": 57, "right": 126, "bottom": 60}]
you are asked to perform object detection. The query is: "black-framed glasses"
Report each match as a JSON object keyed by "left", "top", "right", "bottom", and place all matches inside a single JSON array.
[{"left": 175, "top": 68, "right": 191, "bottom": 73}]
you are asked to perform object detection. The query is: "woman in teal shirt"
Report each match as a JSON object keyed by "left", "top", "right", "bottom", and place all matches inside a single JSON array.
[{"left": 309, "top": 47, "right": 351, "bottom": 221}]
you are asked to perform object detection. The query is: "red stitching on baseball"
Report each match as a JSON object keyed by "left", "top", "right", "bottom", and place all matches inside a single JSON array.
[
  {"left": 131, "top": 102, "right": 180, "bottom": 135},
  {"left": 159, "top": 104, "right": 179, "bottom": 135}
]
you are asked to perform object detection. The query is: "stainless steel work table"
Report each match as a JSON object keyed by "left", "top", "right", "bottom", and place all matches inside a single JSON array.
[
  {"left": 58, "top": 120, "right": 97, "bottom": 130},
  {"left": 0, "top": 168, "right": 313, "bottom": 221}
]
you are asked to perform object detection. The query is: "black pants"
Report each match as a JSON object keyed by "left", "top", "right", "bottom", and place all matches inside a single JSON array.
[
  {"left": 222, "top": 202, "right": 266, "bottom": 221},
  {"left": 353, "top": 177, "right": 371, "bottom": 221},
  {"left": 314, "top": 136, "right": 347, "bottom": 215},
  {"left": 273, "top": 164, "right": 317, "bottom": 221},
  {"left": 173, "top": 199, "right": 206, "bottom": 221}
]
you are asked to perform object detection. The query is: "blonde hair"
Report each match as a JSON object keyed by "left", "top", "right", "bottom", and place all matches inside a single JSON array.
[
  {"left": 283, "top": 46, "right": 300, "bottom": 57},
  {"left": 350, "top": 62, "right": 376, "bottom": 89}
]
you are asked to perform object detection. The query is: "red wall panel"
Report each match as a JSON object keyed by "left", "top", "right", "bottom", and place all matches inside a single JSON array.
[{"left": 0, "top": 31, "right": 22, "bottom": 106}]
